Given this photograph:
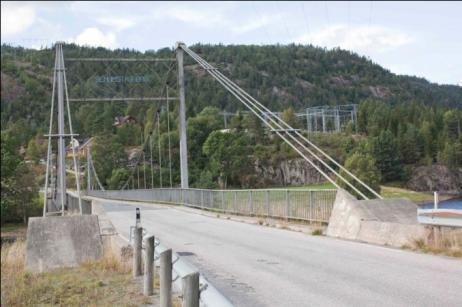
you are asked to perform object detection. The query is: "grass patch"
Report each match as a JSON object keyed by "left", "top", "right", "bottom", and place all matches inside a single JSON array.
[
  {"left": 1, "top": 240, "right": 152, "bottom": 306},
  {"left": 268, "top": 182, "right": 336, "bottom": 190},
  {"left": 380, "top": 186, "right": 434, "bottom": 203},
  {"left": 407, "top": 232, "right": 462, "bottom": 258},
  {"left": 311, "top": 229, "right": 323, "bottom": 236},
  {"left": 1, "top": 223, "right": 26, "bottom": 233}
]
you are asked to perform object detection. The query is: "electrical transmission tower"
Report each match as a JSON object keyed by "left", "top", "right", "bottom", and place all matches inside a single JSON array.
[{"left": 43, "top": 42, "right": 82, "bottom": 216}]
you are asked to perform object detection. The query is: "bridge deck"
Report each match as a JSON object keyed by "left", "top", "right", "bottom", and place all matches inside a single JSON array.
[{"left": 95, "top": 198, "right": 462, "bottom": 307}]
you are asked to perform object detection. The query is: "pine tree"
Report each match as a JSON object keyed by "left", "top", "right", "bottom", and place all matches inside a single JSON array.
[{"left": 372, "top": 130, "right": 403, "bottom": 182}]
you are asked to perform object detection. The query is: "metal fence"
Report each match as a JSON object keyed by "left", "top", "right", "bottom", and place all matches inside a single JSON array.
[{"left": 88, "top": 188, "right": 337, "bottom": 223}]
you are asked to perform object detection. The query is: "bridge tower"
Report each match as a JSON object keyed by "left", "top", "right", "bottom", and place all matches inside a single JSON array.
[
  {"left": 175, "top": 42, "right": 189, "bottom": 188},
  {"left": 43, "top": 42, "right": 82, "bottom": 215}
]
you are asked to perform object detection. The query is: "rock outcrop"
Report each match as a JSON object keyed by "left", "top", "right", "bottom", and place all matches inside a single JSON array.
[
  {"left": 255, "top": 158, "right": 327, "bottom": 186},
  {"left": 407, "top": 164, "right": 462, "bottom": 195}
]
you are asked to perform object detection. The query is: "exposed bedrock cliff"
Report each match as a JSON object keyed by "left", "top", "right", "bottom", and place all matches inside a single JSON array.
[
  {"left": 407, "top": 164, "right": 462, "bottom": 195},
  {"left": 254, "top": 159, "right": 327, "bottom": 186}
]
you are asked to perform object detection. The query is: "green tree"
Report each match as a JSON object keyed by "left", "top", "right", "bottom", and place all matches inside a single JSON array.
[
  {"left": 371, "top": 130, "right": 403, "bottom": 182},
  {"left": 420, "top": 120, "right": 436, "bottom": 161},
  {"left": 108, "top": 168, "right": 130, "bottom": 189},
  {"left": 202, "top": 131, "right": 251, "bottom": 188},
  {"left": 91, "top": 135, "right": 127, "bottom": 187},
  {"left": 242, "top": 113, "right": 266, "bottom": 143},
  {"left": 281, "top": 107, "right": 301, "bottom": 129},
  {"left": 339, "top": 152, "right": 381, "bottom": 199},
  {"left": 187, "top": 107, "right": 222, "bottom": 184},
  {"left": 25, "top": 136, "right": 46, "bottom": 164},
  {"left": 399, "top": 124, "right": 424, "bottom": 164},
  {"left": 438, "top": 137, "right": 462, "bottom": 168},
  {"left": 443, "top": 110, "right": 461, "bottom": 140},
  {"left": 1, "top": 131, "right": 21, "bottom": 177},
  {"left": 1, "top": 131, "right": 39, "bottom": 224}
]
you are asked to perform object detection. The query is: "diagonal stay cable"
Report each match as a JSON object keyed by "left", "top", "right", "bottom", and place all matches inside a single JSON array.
[
  {"left": 181, "top": 45, "right": 375, "bottom": 199},
  {"left": 212, "top": 64, "right": 382, "bottom": 199},
  {"left": 181, "top": 45, "right": 381, "bottom": 199},
  {"left": 182, "top": 48, "right": 342, "bottom": 191},
  {"left": 191, "top": 55, "right": 370, "bottom": 199}
]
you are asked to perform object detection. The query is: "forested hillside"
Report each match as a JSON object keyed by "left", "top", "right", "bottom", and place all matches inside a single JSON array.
[{"left": 1, "top": 43, "right": 461, "bottom": 203}]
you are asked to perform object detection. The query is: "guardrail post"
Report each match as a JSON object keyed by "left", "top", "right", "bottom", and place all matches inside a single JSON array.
[
  {"left": 234, "top": 191, "right": 237, "bottom": 214},
  {"left": 144, "top": 235, "right": 155, "bottom": 295},
  {"left": 266, "top": 190, "right": 270, "bottom": 217},
  {"left": 285, "top": 190, "right": 289, "bottom": 221},
  {"left": 249, "top": 190, "right": 253, "bottom": 216},
  {"left": 133, "top": 226, "right": 142, "bottom": 277},
  {"left": 160, "top": 249, "right": 172, "bottom": 307},
  {"left": 309, "top": 190, "right": 313, "bottom": 222},
  {"left": 210, "top": 191, "right": 214, "bottom": 209},
  {"left": 434, "top": 191, "right": 439, "bottom": 209},
  {"left": 221, "top": 191, "right": 225, "bottom": 213},
  {"left": 201, "top": 190, "right": 204, "bottom": 209},
  {"left": 182, "top": 272, "right": 200, "bottom": 307}
]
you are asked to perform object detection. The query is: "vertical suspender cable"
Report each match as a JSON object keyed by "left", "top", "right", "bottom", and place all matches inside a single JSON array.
[
  {"left": 166, "top": 85, "right": 173, "bottom": 188},
  {"left": 157, "top": 110, "right": 163, "bottom": 188},
  {"left": 137, "top": 161, "right": 140, "bottom": 189},
  {"left": 88, "top": 149, "right": 105, "bottom": 191},
  {"left": 143, "top": 149, "right": 146, "bottom": 189},
  {"left": 150, "top": 133, "right": 154, "bottom": 188}
]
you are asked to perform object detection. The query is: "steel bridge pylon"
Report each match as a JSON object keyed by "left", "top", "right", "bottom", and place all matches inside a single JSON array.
[{"left": 42, "top": 42, "right": 83, "bottom": 216}]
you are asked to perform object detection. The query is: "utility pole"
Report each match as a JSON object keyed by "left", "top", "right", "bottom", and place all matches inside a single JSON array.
[{"left": 176, "top": 42, "right": 189, "bottom": 188}]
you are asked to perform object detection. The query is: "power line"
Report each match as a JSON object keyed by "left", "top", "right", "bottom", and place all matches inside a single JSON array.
[
  {"left": 348, "top": 1, "right": 351, "bottom": 29},
  {"left": 274, "top": 1, "right": 292, "bottom": 43},
  {"left": 324, "top": 1, "right": 331, "bottom": 27},
  {"left": 300, "top": 2, "right": 312, "bottom": 44},
  {"left": 251, "top": 1, "right": 272, "bottom": 45},
  {"left": 368, "top": 1, "right": 374, "bottom": 30}
]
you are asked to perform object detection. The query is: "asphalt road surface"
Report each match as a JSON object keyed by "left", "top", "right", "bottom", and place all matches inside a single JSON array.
[{"left": 98, "top": 199, "right": 462, "bottom": 307}]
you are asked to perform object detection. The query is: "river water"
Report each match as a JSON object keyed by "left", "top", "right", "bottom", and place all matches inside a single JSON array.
[{"left": 419, "top": 198, "right": 462, "bottom": 210}]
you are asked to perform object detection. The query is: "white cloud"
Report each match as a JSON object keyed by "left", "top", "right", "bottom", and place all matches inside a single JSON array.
[
  {"left": 232, "top": 14, "right": 281, "bottom": 34},
  {"left": 96, "top": 17, "right": 136, "bottom": 31},
  {"left": 1, "top": 3, "right": 36, "bottom": 36},
  {"left": 296, "top": 25, "right": 414, "bottom": 52},
  {"left": 72, "top": 27, "right": 117, "bottom": 49},
  {"left": 153, "top": 4, "right": 236, "bottom": 29},
  {"left": 162, "top": 7, "right": 224, "bottom": 26}
]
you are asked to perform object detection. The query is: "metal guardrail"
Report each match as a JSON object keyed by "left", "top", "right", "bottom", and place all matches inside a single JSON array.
[
  {"left": 128, "top": 225, "right": 233, "bottom": 306},
  {"left": 88, "top": 188, "right": 337, "bottom": 223},
  {"left": 417, "top": 209, "right": 462, "bottom": 227}
]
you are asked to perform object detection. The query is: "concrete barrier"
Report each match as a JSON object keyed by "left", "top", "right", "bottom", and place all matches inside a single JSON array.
[
  {"left": 25, "top": 215, "right": 103, "bottom": 272},
  {"left": 326, "top": 189, "right": 430, "bottom": 247},
  {"left": 67, "top": 192, "right": 92, "bottom": 214}
]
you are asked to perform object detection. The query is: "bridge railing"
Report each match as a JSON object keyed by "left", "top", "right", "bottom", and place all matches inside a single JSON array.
[{"left": 87, "top": 188, "right": 337, "bottom": 223}]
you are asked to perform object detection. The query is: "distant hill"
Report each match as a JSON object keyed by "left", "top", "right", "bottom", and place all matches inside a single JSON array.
[{"left": 1, "top": 43, "right": 461, "bottom": 143}]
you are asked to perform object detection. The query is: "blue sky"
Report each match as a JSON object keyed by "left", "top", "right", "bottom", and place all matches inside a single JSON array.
[{"left": 1, "top": 1, "right": 461, "bottom": 85}]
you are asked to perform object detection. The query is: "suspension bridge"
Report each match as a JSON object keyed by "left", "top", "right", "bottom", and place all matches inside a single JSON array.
[{"left": 30, "top": 42, "right": 462, "bottom": 306}]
